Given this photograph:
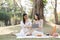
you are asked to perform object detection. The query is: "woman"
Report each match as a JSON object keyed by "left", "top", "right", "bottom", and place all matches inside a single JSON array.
[
  {"left": 32, "top": 13, "right": 44, "bottom": 36},
  {"left": 16, "top": 13, "right": 32, "bottom": 36}
]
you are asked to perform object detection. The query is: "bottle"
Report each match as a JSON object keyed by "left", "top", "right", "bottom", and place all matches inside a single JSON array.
[{"left": 51, "top": 25, "right": 56, "bottom": 36}]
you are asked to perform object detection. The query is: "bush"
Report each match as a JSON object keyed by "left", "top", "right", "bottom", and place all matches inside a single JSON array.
[
  {"left": 0, "top": 13, "right": 10, "bottom": 21},
  {"left": 0, "top": 12, "right": 11, "bottom": 26}
]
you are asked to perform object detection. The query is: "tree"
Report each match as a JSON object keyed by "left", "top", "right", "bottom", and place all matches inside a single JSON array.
[
  {"left": 39, "top": 0, "right": 44, "bottom": 19},
  {"left": 33, "top": 0, "right": 47, "bottom": 20},
  {"left": 0, "top": 12, "right": 11, "bottom": 26},
  {"left": 54, "top": 0, "right": 58, "bottom": 24},
  {"left": 33, "top": 0, "right": 37, "bottom": 15},
  {"left": 0, "top": 0, "right": 11, "bottom": 26}
]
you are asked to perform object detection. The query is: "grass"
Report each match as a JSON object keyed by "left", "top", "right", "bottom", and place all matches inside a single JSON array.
[{"left": 0, "top": 23, "right": 60, "bottom": 40}]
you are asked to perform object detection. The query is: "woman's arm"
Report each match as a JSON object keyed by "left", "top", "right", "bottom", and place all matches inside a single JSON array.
[
  {"left": 39, "top": 19, "right": 43, "bottom": 31},
  {"left": 40, "top": 19, "right": 43, "bottom": 27},
  {"left": 22, "top": 19, "right": 32, "bottom": 30},
  {"left": 20, "top": 21, "right": 24, "bottom": 28}
]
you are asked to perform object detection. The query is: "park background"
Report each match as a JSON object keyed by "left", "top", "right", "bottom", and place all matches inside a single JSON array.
[{"left": 0, "top": 0, "right": 60, "bottom": 40}]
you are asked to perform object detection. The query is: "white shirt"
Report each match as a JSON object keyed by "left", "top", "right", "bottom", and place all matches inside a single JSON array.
[{"left": 20, "top": 19, "right": 32, "bottom": 33}]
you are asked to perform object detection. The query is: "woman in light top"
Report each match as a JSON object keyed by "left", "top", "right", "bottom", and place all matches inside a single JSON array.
[
  {"left": 16, "top": 13, "right": 32, "bottom": 36},
  {"left": 32, "top": 13, "right": 43, "bottom": 36}
]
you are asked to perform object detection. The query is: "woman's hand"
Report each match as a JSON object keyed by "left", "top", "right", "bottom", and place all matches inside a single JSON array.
[
  {"left": 38, "top": 27, "right": 43, "bottom": 31},
  {"left": 52, "top": 33, "right": 59, "bottom": 37},
  {"left": 26, "top": 32, "right": 32, "bottom": 36}
]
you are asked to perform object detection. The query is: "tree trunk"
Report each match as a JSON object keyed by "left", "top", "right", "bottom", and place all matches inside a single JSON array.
[
  {"left": 54, "top": 0, "right": 58, "bottom": 24},
  {"left": 39, "top": 0, "right": 44, "bottom": 19},
  {"left": 33, "top": 0, "right": 37, "bottom": 15},
  {"left": 5, "top": 20, "right": 8, "bottom": 26},
  {"left": 33, "top": 0, "right": 44, "bottom": 20}
]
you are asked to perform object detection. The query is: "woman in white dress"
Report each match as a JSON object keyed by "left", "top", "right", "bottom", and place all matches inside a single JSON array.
[
  {"left": 32, "top": 13, "right": 44, "bottom": 36},
  {"left": 16, "top": 13, "right": 32, "bottom": 36}
]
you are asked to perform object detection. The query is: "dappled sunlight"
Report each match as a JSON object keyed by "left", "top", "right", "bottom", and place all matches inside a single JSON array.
[
  {"left": 0, "top": 25, "right": 20, "bottom": 35},
  {"left": 0, "top": 27, "right": 13, "bottom": 35},
  {"left": 0, "top": 0, "right": 60, "bottom": 39}
]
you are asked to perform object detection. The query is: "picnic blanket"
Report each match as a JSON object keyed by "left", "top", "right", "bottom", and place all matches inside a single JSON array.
[{"left": 16, "top": 36, "right": 60, "bottom": 38}]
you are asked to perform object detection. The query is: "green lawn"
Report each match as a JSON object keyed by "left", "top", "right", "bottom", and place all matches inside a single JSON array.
[
  {"left": 0, "top": 23, "right": 60, "bottom": 40},
  {"left": 0, "top": 34, "right": 60, "bottom": 40}
]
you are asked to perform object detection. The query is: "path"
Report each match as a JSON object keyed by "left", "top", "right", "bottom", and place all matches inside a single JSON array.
[
  {"left": 0, "top": 25, "right": 20, "bottom": 35},
  {"left": 46, "top": 22, "right": 60, "bottom": 29}
]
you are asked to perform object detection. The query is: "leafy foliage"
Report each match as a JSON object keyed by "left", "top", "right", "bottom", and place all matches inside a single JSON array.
[
  {"left": 0, "top": 12, "right": 10, "bottom": 21},
  {"left": 43, "top": 0, "right": 47, "bottom": 6},
  {"left": 30, "top": 0, "right": 47, "bottom": 6}
]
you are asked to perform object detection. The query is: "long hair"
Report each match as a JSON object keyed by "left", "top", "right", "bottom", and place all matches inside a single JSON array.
[
  {"left": 23, "top": 13, "right": 27, "bottom": 24},
  {"left": 34, "top": 13, "right": 40, "bottom": 20}
]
